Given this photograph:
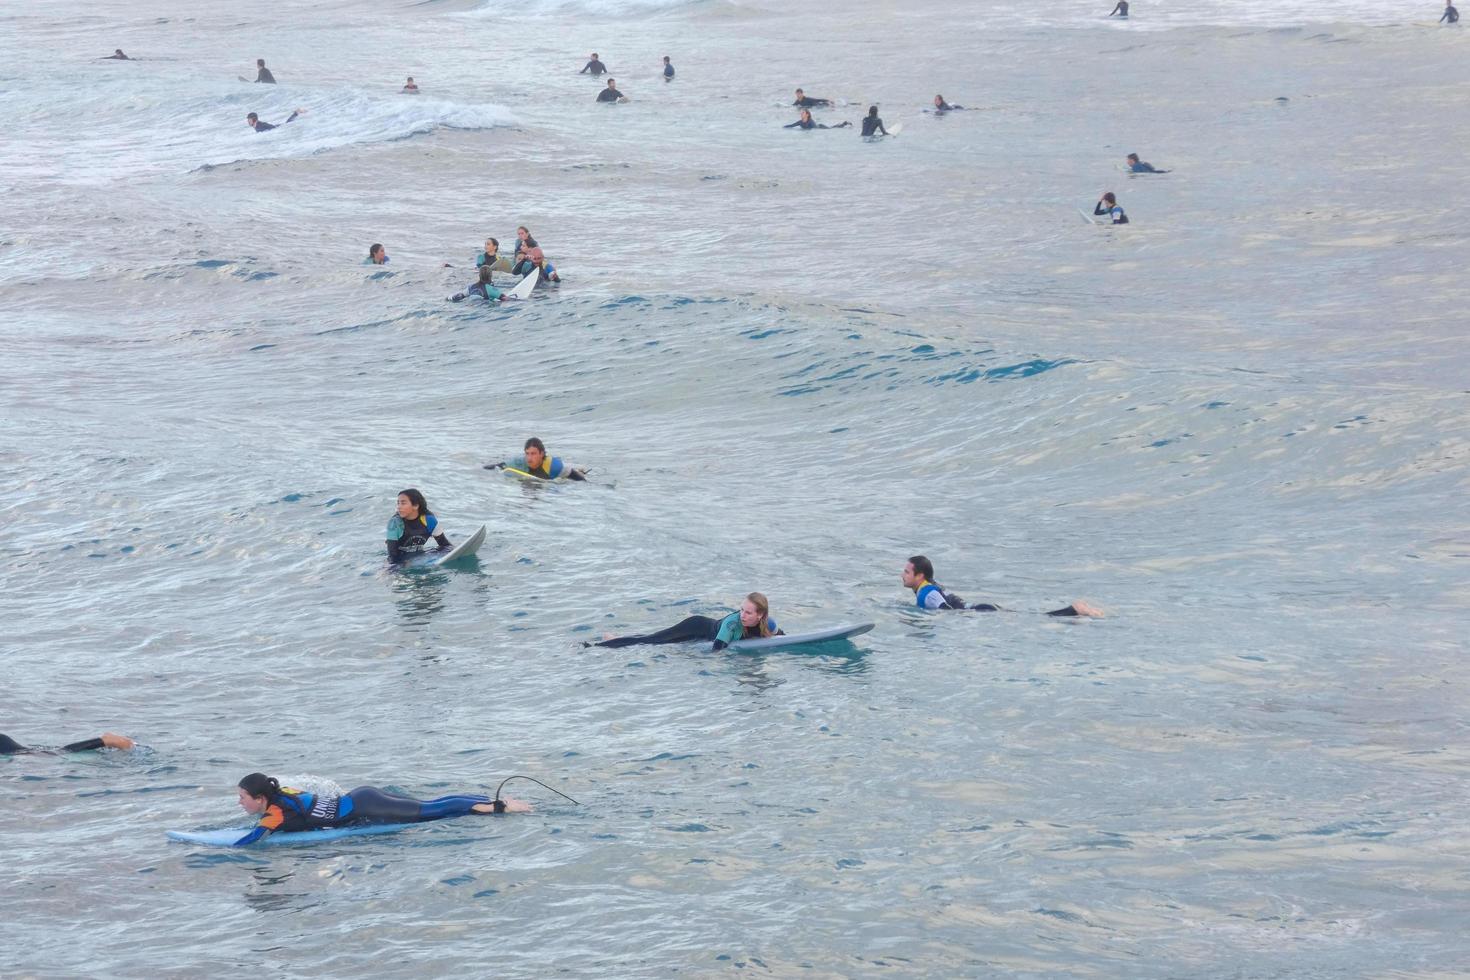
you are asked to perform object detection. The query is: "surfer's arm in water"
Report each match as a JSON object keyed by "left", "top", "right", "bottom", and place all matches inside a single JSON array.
[{"left": 0, "top": 732, "right": 135, "bottom": 754}]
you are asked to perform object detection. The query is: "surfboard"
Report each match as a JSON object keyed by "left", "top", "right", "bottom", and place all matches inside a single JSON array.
[
  {"left": 508, "top": 269, "right": 539, "bottom": 300},
  {"left": 167, "top": 823, "right": 415, "bottom": 847},
  {"left": 504, "top": 466, "right": 546, "bottom": 481},
  {"left": 435, "top": 523, "right": 486, "bottom": 565},
  {"left": 1079, "top": 208, "right": 1099, "bottom": 225},
  {"left": 727, "top": 622, "right": 874, "bottom": 652},
  {"left": 887, "top": 122, "right": 903, "bottom": 136}
]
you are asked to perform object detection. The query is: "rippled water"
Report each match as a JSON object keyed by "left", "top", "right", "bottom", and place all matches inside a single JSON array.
[{"left": 3, "top": 0, "right": 1468, "bottom": 976}]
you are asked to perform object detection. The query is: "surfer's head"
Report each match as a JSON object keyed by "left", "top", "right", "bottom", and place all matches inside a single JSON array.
[
  {"left": 903, "top": 555, "right": 934, "bottom": 590},
  {"left": 523, "top": 437, "right": 546, "bottom": 471},
  {"left": 1101, "top": 192, "right": 1117, "bottom": 205},
  {"left": 396, "top": 488, "right": 429, "bottom": 520},
  {"left": 238, "top": 773, "right": 279, "bottom": 813},
  {"left": 478, "top": 265, "right": 494, "bottom": 284},
  {"left": 741, "top": 593, "right": 772, "bottom": 636}
]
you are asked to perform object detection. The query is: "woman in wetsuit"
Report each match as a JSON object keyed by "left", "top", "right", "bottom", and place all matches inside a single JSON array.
[
  {"left": 385, "top": 488, "right": 452, "bottom": 563},
  {"left": 511, "top": 226, "right": 539, "bottom": 276},
  {"left": 784, "top": 109, "right": 851, "bottom": 130},
  {"left": 590, "top": 592, "right": 784, "bottom": 651},
  {"left": 232, "top": 772, "right": 529, "bottom": 846}
]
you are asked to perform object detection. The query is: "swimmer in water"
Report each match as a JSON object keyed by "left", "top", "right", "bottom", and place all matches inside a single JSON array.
[
  {"left": 861, "top": 105, "right": 889, "bottom": 137},
  {"left": 792, "top": 88, "right": 833, "bottom": 107},
  {"left": 103, "top": 49, "right": 130, "bottom": 60},
  {"left": 1094, "top": 191, "right": 1129, "bottom": 224},
  {"left": 254, "top": 58, "right": 276, "bottom": 83},
  {"left": 486, "top": 437, "right": 586, "bottom": 480},
  {"left": 1110, "top": 1, "right": 1129, "bottom": 16},
  {"left": 663, "top": 56, "right": 675, "bottom": 80},
  {"left": 785, "top": 109, "right": 851, "bottom": 130},
  {"left": 401, "top": 76, "right": 419, "bottom": 94},
  {"left": 588, "top": 592, "right": 784, "bottom": 651},
  {"left": 231, "top": 772, "right": 530, "bottom": 846},
  {"left": 902, "top": 556, "right": 1104, "bottom": 617},
  {"left": 933, "top": 95, "right": 966, "bottom": 111},
  {"left": 510, "top": 226, "right": 539, "bottom": 276},
  {"left": 0, "top": 732, "right": 135, "bottom": 755},
  {"left": 365, "top": 243, "right": 389, "bottom": 265},
  {"left": 580, "top": 53, "right": 607, "bottom": 75},
  {"left": 385, "top": 488, "right": 452, "bottom": 563},
  {"left": 449, "top": 264, "right": 510, "bottom": 303},
  {"left": 526, "top": 247, "right": 560, "bottom": 285},
  {"left": 597, "top": 78, "right": 625, "bottom": 103},
  {"left": 1126, "top": 153, "right": 1169, "bottom": 173},
  {"left": 1441, "top": 2, "right": 1459, "bottom": 22},
  {"left": 246, "top": 109, "right": 304, "bottom": 132}
]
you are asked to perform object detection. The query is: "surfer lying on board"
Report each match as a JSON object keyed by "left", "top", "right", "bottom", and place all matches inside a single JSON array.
[
  {"left": 1126, "top": 153, "right": 1168, "bottom": 173},
  {"left": 450, "top": 265, "right": 510, "bottom": 302},
  {"left": 386, "top": 488, "right": 452, "bottom": 563},
  {"left": 232, "top": 772, "right": 529, "bottom": 846},
  {"left": 103, "top": 49, "right": 130, "bottom": 60},
  {"left": 785, "top": 109, "right": 851, "bottom": 130},
  {"left": 792, "top": 88, "right": 833, "bottom": 107},
  {"left": 933, "top": 95, "right": 965, "bottom": 111},
  {"left": 0, "top": 732, "right": 135, "bottom": 755},
  {"left": 486, "top": 437, "right": 587, "bottom": 480},
  {"left": 247, "top": 109, "right": 304, "bottom": 132},
  {"left": 903, "top": 556, "right": 1104, "bottom": 617},
  {"left": 588, "top": 592, "right": 784, "bottom": 650},
  {"left": 1094, "top": 192, "right": 1129, "bottom": 224}
]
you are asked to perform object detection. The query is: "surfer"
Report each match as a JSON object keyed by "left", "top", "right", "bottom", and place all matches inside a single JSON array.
[
  {"left": 903, "top": 556, "right": 1104, "bottom": 617},
  {"left": 526, "top": 247, "right": 560, "bottom": 284},
  {"left": 1126, "top": 153, "right": 1168, "bottom": 173},
  {"left": 254, "top": 58, "right": 276, "bottom": 83},
  {"left": 510, "top": 227, "right": 539, "bottom": 276},
  {"left": 861, "top": 106, "right": 889, "bottom": 137},
  {"left": 246, "top": 109, "right": 304, "bottom": 132},
  {"left": 386, "top": 488, "right": 452, "bottom": 563},
  {"left": 103, "top": 49, "right": 130, "bottom": 60},
  {"left": 401, "top": 76, "right": 419, "bottom": 94},
  {"left": 450, "top": 265, "right": 510, "bottom": 303},
  {"left": 588, "top": 593, "right": 784, "bottom": 650},
  {"left": 785, "top": 109, "right": 850, "bottom": 130},
  {"left": 486, "top": 437, "right": 586, "bottom": 480},
  {"left": 597, "top": 78, "right": 625, "bottom": 103},
  {"left": 365, "top": 243, "right": 389, "bottom": 265},
  {"left": 0, "top": 732, "right": 134, "bottom": 755},
  {"left": 933, "top": 95, "right": 965, "bottom": 111},
  {"left": 1441, "top": 2, "right": 1459, "bottom": 22},
  {"left": 1109, "top": 1, "right": 1129, "bottom": 16},
  {"left": 792, "top": 88, "right": 833, "bottom": 107},
  {"left": 232, "top": 772, "right": 530, "bottom": 846},
  {"left": 663, "top": 56, "right": 675, "bottom": 80},
  {"left": 580, "top": 53, "right": 607, "bottom": 75},
  {"left": 474, "top": 237, "right": 509, "bottom": 276},
  {"left": 1094, "top": 191, "right": 1129, "bottom": 224}
]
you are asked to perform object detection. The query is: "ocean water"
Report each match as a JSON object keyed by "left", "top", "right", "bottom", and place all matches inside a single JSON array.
[{"left": 2, "top": 0, "right": 1468, "bottom": 976}]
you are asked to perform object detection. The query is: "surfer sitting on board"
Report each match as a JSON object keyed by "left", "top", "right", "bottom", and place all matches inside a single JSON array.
[
  {"left": 1094, "top": 192, "right": 1129, "bottom": 224},
  {"left": 597, "top": 78, "right": 625, "bottom": 103},
  {"left": 580, "top": 53, "right": 607, "bottom": 75},
  {"left": 1, "top": 732, "right": 135, "bottom": 755},
  {"left": 246, "top": 109, "right": 304, "bottom": 132},
  {"left": 450, "top": 265, "right": 510, "bottom": 303},
  {"left": 1441, "top": 2, "right": 1459, "bottom": 22},
  {"left": 486, "top": 437, "right": 586, "bottom": 481},
  {"left": 254, "top": 58, "right": 276, "bottom": 83},
  {"left": 231, "top": 772, "right": 530, "bottom": 846},
  {"left": 933, "top": 95, "right": 965, "bottom": 111},
  {"left": 785, "top": 109, "right": 851, "bottom": 130},
  {"left": 1109, "top": 1, "right": 1129, "bottom": 16},
  {"left": 1126, "top": 153, "right": 1168, "bottom": 173},
  {"left": 903, "top": 556, "right": 1104, "bottom": 617},
  {"left": 386, "top": 489, "right": 452, "bottom": 563},
  {"left": 861, "top": 106, "right": 889, "bottom": 137},
  {"left": 588, "top": 592, "right": 784, "bottom": 650}
]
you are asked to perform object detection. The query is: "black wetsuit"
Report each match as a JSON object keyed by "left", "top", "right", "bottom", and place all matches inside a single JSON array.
[
  {"left": 386, "top": 512, "right": 451, "bottom": 563},
  {"left": 251, "top": 110, "right": 299, "bottom": 132},
  {"left": 589, "top": 613, "right": 782, "bottom": 652},
  {"left": 581, "top": 59, "right": 607, "bottom": 75},
  {"left": 785, "top": 118, "right": 850, "bottom": 130},
  {"left": 664, "top": 63, "right": 675, "bottom": 79},
  {"left": 1110, "top": 1, "right": 1129, "bottom": 16},
  {"left": 256, "top": 66, "right": 276, "bottom": 83},
  {"left": 934, "top": 101, "right": 965, "bottom": 111},
  {"left": 106, "top": 52, "right": 130, "bottom": 60},
  {"left": 1442, "top": 5, "right": 1459, "bottom": 22},
  {"left": 0, "top": 734, "right": 111, "bottom": 755},
  {"left": 794, "top": 96, "right": 833, "bottom": 107},
  {"left": 861, "top": 115, "right": 888, "bottom": 137},
  {"left": 596, "top": 87, "right": 623, "bottom": 103}
]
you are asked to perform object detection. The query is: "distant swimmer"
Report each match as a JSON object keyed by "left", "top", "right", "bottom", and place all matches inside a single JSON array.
[
  {"left": 597, "top": 78, "right": 626, "bottom": 103},
  {"left": 580, "top": 53, "right": 607, "bottom": 75},
  {"left": 510, "top": 226, "right": 539, "bottom": 276},
  {"left": 1109, "top": 1, "right": 1129, "bottom": 16},
  {"left": 450, "top": 265, "right": 510, "bottom": 303},
  {"left": 246, "top": 109, "right": 304, "bottom": 132},
  {"left": 785, "top": 109, "right": 851, "bottom": 130},
  {"left": 902, "top": 556, "right": 1104, "bottom": 617},
  {"left": 0, "top": 732, "right": 135, "bottom": 755},
  {"left": 1442, "top": 2, "right": 1460, "bottom": 22},
  {"left": 933, "top": 94, "right": 966, "bottom": 111},
  {"left": 1126, "top": 152, "right": 1169, "bottom": 173},
  {"left": 588, "top": 592, "right": 783, "bottom": 650},
  {"left": 401, "top": 76, "right": 419, "bottom": 94},
  {"left": 861, "top": 105, "right": 889, "bottom": 137},
  {"left": 663, "top": 56, "right": 675, "bottom": 80},
  {"left": 527, "top": 247, "right": 560, "bottom": 285},
  {"left": 254, "top": 58, "right": 276, "bottom": 83},
  {"left": 103, "top": 49, "right": 130, "bottom": 60},
  {"left": 793, "top": 88, "right": 833, "bottom": 107},
  {"left": 386, "top": 488, "right": 452, "bottom": 564},
  {"left": 232, "top": 772, "right": 530, "bottom": 846},
  {"left": 1094, "top": 191, "right": 1129, "bottom": 224},
  {"left": 365, "top": 243, "right": 389, "bottom": 265},
  {"left": 486, "top": 437, "right": 587, "bottom": 480}
]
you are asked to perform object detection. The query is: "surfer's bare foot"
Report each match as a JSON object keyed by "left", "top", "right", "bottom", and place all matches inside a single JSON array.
[
  {"left": 473, "top": 797, "right": 531, "bottom": 814},
  {"left": 100, "top": 732, "right": 135, "bottom": 750},
  {"left": 1071, "top": 600, "right": 1104, "bottom": 618}
]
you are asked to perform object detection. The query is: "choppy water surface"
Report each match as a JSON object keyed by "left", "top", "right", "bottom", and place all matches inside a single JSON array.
[{"left": 2, "top": 0, "right": 1467, "bottom": 976}]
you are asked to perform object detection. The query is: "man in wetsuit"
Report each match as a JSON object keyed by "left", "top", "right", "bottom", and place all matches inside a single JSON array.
[
  {"left": 0, "top": 732, "right": 135, "bottom": 754},
  {"left": 255, "top": 58, "right": 276, "bottom": 83},
  {"left": 1126, "top": 153, "right": 1168, "bottom": 173},
  {"left": 1441, "top": 2, "right": 1459, "bottom": 23},
  {"left": 486, "top": 437, "right": 587, "bottom": 480},
  {"left": 663, "top": 56, "right": 675, "bottom": 80},
  {"left": 580, "top": 53, "right": 607, "bottom": 75},
  {"left": 104, "top": 49, "right": 130, "bottom": 60},
  {"left": 401, "top": 76, "right": 419, "bottom": 94},
  {"left": 902, "top": 556, "right": 1103, "bottom": 617},
  {"left": 861, "top": 105, "right": 889, "bottom": 137},
  {"left": 793, "top": 88, "right": 833, "bottom": 107},
  {"left": 246, "top": 109, "right": 304, "bottom": 132},
  {"left": 597, "top": 78, "right": 624, "bottom": 103},
  {"left": 784, "top": 109, "right": 850, "bottom": 130},
  {"left": 933, "top": 95, "right": 965, "bottom": 111},
  {"left": 1110, "top": 1, "right": 1129, "bottom": 16}
]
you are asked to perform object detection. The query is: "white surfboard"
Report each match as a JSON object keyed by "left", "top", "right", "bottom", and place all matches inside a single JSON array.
[
  {"left": 435, "top": 523, "right": 486, "bottom": 565},
  {"left": 508, "top": 269, "right": 539, "bottom": 300},
  {"left": 1079, "top": 208, "right": 1098, "bottom": 225},
  {"left": 887, "top": 122, "right": 903, "bottom": 136},
  {"left": 727, "top": 622, "right": 874, "bottom": 652}
]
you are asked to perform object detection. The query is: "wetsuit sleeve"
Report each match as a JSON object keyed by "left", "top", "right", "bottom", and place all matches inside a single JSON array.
[
  {"left": 60, "top": 737, "right": 106, "bottom": 752},
  {"left": 1094, "top": 202, "right": 1109, "bottom": 216},
  {"left": 712, "top": 613, "right": 742, "bottom": 651},
  {"left": 567, "top": 468, "right": 587, "bottom": 481},
  {"left": 784, "top": 121, "right": 802, "bottom": 128},
  {"left": 234, "top": 806, "right": 284, "bottom": 845},
  {"left": 386, "top": 515, "right": 406, "bottom": 562},
  {"left": 921, "top": 590, "right": 948, "bottom": 610},
  {"left": 434, "top": 533, "right": 450, "bottom": 548},
  {"left": 450, "top": 292, "right": 468, "bottom": 303},
  {"left": 285, "top": 110, "right": 300, "bottom": 124}
]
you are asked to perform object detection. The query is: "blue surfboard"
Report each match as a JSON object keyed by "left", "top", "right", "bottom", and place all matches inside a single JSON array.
[{"left": 167, "top": 823, "right": 416, "bottom": 847}]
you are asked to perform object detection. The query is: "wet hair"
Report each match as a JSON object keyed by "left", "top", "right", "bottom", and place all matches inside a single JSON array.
[
  {"left": 1101, "top": 192, "right": 1117, "bottom": 205},
  {"left": 257, "top": 59, "right": 266, "bottom": 67},
  {"left": 247, "top": 112, "right": 259, "bottom": 122},
  {"left": 485, "top": 236, "right": 498, "bottom": 250},
  {"left": 907, "top": 555, "right": 935, "bottom": 580},
  {"left": 517, "top": 226, "right": 531, "bottom": 238},
  {"left": 238, "top": 772, "right": 280, "bottom": 800},
  {"left": 368, "top": 243, "right": 384, "bottom": 261},
  {"left": 478, "top": 265, "right": 494, "bottom": 284},
  {"left": 524, "top": 436, "right": 546, "bottom": 454},
  {"left": 591, "top": 53, "right": 599, "bottom": 58},
  {"left": 745, "top": 592, "right": 773, "bottom": 638},
  {"left": 1126, "top": 153, "right": 1139, "bottom": 162},
  {"left": 397, "top": 488, "right": 431, "bottom": 517},
  {"left": 867, "top": 105, "right": 878, "bottom": 116},
  {"left": 795, "top": 88, "right": 805, "bottom": 94},
  {"left": 406, "top": 76, "right": 415, "bottom": 83},
  {"left": 663, "top": 56, "right": 670, "bottom": 62},
  {"left": 935, "top": 94, "right": 945, "bottom": 102}
]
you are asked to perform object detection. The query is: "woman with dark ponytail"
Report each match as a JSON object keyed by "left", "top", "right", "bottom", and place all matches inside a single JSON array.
[
  {"left": 233, "top": 772, "right": 529, "bottom": 845},
  {"left": 385, "top": 488, "right": 452, "bottom": 563},
  {"left": 589, "top": 592, "right": 784, "bottom": 651}
]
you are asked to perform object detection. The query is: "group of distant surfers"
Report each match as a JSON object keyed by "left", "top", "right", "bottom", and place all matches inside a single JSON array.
[{"left": 360, "top": 227, "right": 561, "bottom": 300}]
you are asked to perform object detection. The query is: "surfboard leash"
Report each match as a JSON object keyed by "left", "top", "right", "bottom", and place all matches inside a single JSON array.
[{"left": 492, "top": 775, "right": 581, "bottom": 812}]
